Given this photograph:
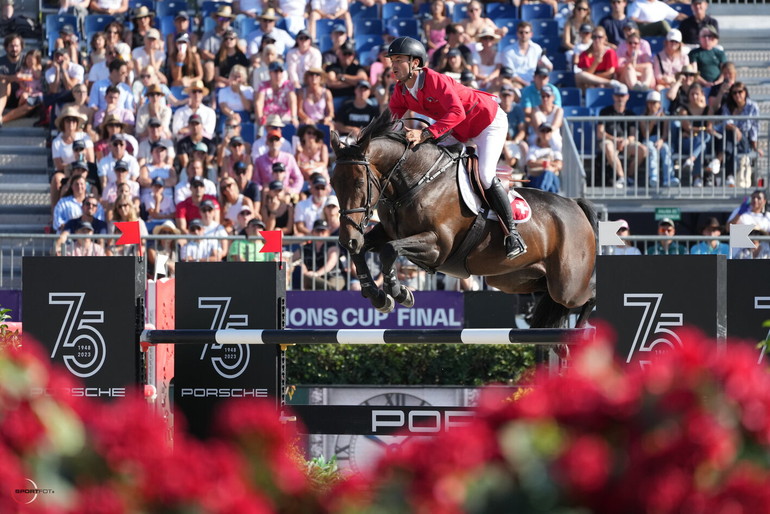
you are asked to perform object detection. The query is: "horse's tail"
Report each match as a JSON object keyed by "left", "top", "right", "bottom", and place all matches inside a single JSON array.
[{"left": 576, "top": 197, "right": 599, "bottom": 244}]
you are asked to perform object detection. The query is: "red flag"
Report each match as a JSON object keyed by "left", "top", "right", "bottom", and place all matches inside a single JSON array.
[
  {"left": 114, "top": 221, "right": 141, "bottom": 246},
  {"left": 259, "top": 230, "right": 283, "bottom": 254}
]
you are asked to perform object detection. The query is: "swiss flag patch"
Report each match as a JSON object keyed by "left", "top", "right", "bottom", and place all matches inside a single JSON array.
[{"left": 510, "top": 197, "right": 532, "bottom": 222}]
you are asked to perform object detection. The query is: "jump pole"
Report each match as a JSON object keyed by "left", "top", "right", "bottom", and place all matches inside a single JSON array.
[{"left": 141, "top": 327, "right": 594, "bottom": 346}]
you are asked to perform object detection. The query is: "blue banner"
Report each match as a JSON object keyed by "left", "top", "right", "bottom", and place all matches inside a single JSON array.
[{"left": 286, "top": 291, "right": 464, "bottom": 329}]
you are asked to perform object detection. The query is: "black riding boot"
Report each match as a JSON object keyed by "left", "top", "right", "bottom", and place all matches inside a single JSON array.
[{"left": 485, "top": 177, "right": 527, "bottom": 259}]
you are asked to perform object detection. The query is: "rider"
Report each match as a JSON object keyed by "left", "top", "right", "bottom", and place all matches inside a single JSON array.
[{"left": 386, "top": 36, "right": 527, "bottom": 259}]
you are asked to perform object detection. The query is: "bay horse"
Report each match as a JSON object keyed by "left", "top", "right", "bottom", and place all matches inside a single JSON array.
[{"left": 330, "top": 109, "right": 597, "bottom": 328}]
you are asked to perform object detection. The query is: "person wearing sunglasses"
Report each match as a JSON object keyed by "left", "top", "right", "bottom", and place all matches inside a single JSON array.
[
  {"left": 688, "top": 25, "right": 726, "bottom": 86},
  {"left": 55, "top": 195, "right": 108, "bottom": 255},
  {"left": 678, "top": 0, "right": 719, "bottom": 47}
]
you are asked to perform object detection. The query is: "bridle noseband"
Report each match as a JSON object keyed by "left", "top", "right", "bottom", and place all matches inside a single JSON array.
[{"left": 336, "top": 142, "right": 411, "bottom": 236}]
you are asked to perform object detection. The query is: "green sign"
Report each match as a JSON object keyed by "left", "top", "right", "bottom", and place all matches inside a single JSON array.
[{"left": 655, "top": 207, "right": 681, "bottom": 221}]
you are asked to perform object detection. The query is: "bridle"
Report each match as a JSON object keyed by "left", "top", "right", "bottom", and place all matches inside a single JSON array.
[{"left": 336, "top": 142, "right": 410, "bottom": 236}]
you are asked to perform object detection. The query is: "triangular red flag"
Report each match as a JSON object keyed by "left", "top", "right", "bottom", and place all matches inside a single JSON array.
[
  {"left": 259, "top": 230, "right": 283, "bottom": 253},
  {"left": 114, "top": 221, "right": 141, "bottom": 246}
]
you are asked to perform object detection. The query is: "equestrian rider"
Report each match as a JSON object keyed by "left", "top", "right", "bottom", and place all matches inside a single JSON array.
[{"left": 386, "top": 36, "right": 527, "bottom": 259}]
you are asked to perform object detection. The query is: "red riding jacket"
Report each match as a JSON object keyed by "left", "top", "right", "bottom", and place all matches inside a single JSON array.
[{"left": 389, "top": 67, "right": 499, "bottom": 143}]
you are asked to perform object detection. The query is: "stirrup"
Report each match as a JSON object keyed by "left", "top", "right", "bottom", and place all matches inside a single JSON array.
[{"left": 505, "top": 234, "right": 527, "bottom": 259}]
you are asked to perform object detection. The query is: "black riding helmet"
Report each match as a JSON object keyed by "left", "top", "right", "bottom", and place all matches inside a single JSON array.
[{"left": 387, "top": 37, "right": 428, "bottom": 68}]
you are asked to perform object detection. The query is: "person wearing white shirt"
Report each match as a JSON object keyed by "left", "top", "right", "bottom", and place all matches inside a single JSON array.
[
  {"left": 171, "top": 80, "right": 217, "bottom": 139},
  {"left": 45, "top": 49, "right": 84, "bottom": 95},
  {"left": 497, "top": 21, "right": 551, "bottom": 88},
  {"left": 627, "top": 0, "right": 687, "bottom": 37},
  {"left": 245, "top": 9, "right": 296, "bottom": 58},
  {"left": 132, "top": 29, "right": 167, "bottom": 75},
  {"left": 285, "top": 29, "right": 322, "bottom": 89},
  {"left": 97, "top": 134, "right": 140, "bottom": 190},
  {"left": 217, "top": 65, "right": 254, "bottom": 115}
]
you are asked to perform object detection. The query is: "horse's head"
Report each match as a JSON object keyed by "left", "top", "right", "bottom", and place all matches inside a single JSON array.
[{"left": 330, "top": 109, "right": 396, "bottom": 254}]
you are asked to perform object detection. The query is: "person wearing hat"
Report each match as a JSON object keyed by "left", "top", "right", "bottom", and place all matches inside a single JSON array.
[
  {"left": 135, "top": 82, "right": 172, "bottom": 138},
  {"left": 604, "top": 219, "right": 642, "bottom": 255},
  {"left": 172, "top": 79, "right": 216, "bottom": 139},
  {"left": 197, "top": 197, "right": 229, "bottom": 255},
  {"left": 298, "top": 67, "right": 334, "bottom": 125},
  {"left": 89, "top": 59, "right": 134, "bottom": 113},
  {"left": 294, "top": 217, "right": 345, "bottom": 290},
  {"left": 244, "top": 8, "right": 295, "bottom": 58},
  {"left": 473, "top": 27, "right": 502, "bottom": 89},
  {"left": 665, "top": 62, "right": 698, "bottom": 114},
  {"left": 626, "top": 0, "right": 687, "bottom": 38},
  {"left": 139, "top": 140, "right": 175, "bottom": 203},
  {"left": 102, "top": 158, "right": 140, "bottom": 211},
  {"left": 334, "top": 79, "right": 379, "bottom": 143},
  {"left": 221, "top": 127, "right": 253, "bottom": 178},
  {"left": 254, "top": 126, "right": 303, "bottom": 193},
  {"left": 319, "top": 23, "right": 349, "bottom": 67},
  {"left": 251, "top": 114, "right": 293, "bottom": 160},
  {"left": 688, "top": 25, "right": 726, "bottom": 86},
  {"left": 521, "top": 67, "right": 562, "bottom": 116},
  {"left": 428, "top": 23, "right": 473, "bottom": 71},
  {"left": 227, "top": 217, "right": 276, "bottom": 262},
  {"left": 286, "top": 29, "right": 322, "bottom": 89},
  {"left": 176, "top": 113, "right": 216, "bottom": 170},
  {"left": 168, "top": 31, "right": 203, "bottom": 89},
  {"left": 438, "top": 47, "right": 471, "bottom": 83},
  {"left": 69, "top": 220, "right": 107, "bottom": 257},
  {"left": 52, "top": 105, "right": 91, "bottom": 175},
  {"left": 596, "top": 82, "right": 647, "bottom": 188},
  {"left": 598, "top": 0, "right": 630, "bottom": 47},
  {"left": 690, "top": 217, "right": 729, "bottom": 255},
  {"left": 199, "top": 4, "right": 235, "bottom": 83},
  {"left": 678, "top": 0, "right": 719, "bottom": 47},
  {"left": 143, "top": 174, "right": 176, "bottom": 225},
  {"left": 94, "top": 113, "right": 138, "bottom": 162},
  {"left": 175, "top": 171, "right": 220, "bottom": 233},
  {"left": 254, "top": 60, "right": 299, "bottom": 126},
  {"left": 97, "top": 133, "right": 140, "bottom": 192},
  {"left": 528, "top": 84, "right": 563, "bottom": 152},
  {"left": 308, "top": 0, "right": 352, "bottom": 42},
  {"left": 524, "top": 122, "right": 563, "bottom": 193},
  {"left": 294, "top": 175, "right": 331, "bottom": 235},
  {"left": 260, "top": 179, "right": 294, "bottom": 233},
  {"left": 128, "top": 6, "right": 157, "bottom": 49},
  {"left": 175, "top": 159, "right": 216, "bottom": 203},
  {"left": 325, "top": 40, "right": 368, "bottom": 100},
  {"left": 646, "top": 218, "right": 688, "bottom": 255},
  {"left": 653, "top": 29, "right": 689, "bottom": 90},
  {"left": 639, "top": 89, "right": 677, "bottom": 188},
  {"left": 388, "top": 35, "right": 527, "bottom": 259},
  {"left": 166, "top": 11, "right": 193, "bottom": 51},
  {"left": 132, "top": 28, "right": 166, "bottom": 74},
  {"left": 93, "top": 84, "right": 136, "bottom": 133},
  {"left": 55, "top": 193, "right": 108, "bottom": 255}
]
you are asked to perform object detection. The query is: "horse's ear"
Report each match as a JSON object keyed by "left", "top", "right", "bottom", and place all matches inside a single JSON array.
[{"left": 330, "top": 131, "right": 342, "bottom": 154}]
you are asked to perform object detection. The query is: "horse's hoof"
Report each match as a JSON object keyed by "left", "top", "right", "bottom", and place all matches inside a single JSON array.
[
  {"left": 376, "top": 294, "right": 395, "bottom": 313},
  {"left": 396, "top": 287, "right": 414, "bottom": 308}
]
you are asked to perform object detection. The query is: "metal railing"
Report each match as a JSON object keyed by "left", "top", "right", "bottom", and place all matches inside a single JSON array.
[
  {"left": 562, "top": 114, "right": 770, "bottom": 200},
  {"left": 2, "top": 233, "right": 769, "bottom": 291}
]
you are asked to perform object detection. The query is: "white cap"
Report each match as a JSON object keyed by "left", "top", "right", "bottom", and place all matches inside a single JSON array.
[
  {"left": 666, "top": 29, "right": 682, "bottom": 42},
  {"left": 646, "top": 90, "right": 661, "bottom": 102}
]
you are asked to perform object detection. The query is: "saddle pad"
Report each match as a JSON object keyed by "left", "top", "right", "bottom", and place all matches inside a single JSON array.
[{"left": 457, "top": 162, "right": 531, "bottom": 223}]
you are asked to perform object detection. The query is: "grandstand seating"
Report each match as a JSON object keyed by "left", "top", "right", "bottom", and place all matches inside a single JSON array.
[
  {"left": 350, "top": 3, "right": 379, "bottom": 20},
  {"left": 530, "top": 19, "right": 559, "bottom": 40},
  {"left": 84, "top": 14, "right": 115, "bottom": 41},
  {"left": 520, "top": 4, "right": 553, "bottom": 21},
  {"left": 550, "top": 70, "right": 576, "bottom": 88},
  {"left": 156, "top": 0, "right": 188, "bottom": 18},
  {"left": 452, "top": 3, "right": 468, "bottom": 23},
  {"left": 316, "top": 19, "right": 338, "bottom": 40},
  {"left": 382, "top": 3, "right": 412, "bottom": 20},
  {"left": 560, "top": 87, "right": 583, "bottom": 107},
  {"left": 591, "top": 2, "right": 611, "bottom": 26},
  {"left": 486, "top": 2, "right": 518, "bottom": 20},
  {"left": 354, "top": 18, "right": 383, "bottom": 36},
  {"left": 387, "top": 19, "right": 420, "bottom": 39},
  {"left": 159, "top": 15, "right": 176, "bottom": 38},
  {"left": 585, "top": 88, "right": 614, "bottom": 111},
  {"left": 495, "top": 17, "right": 520, "bottom": 35}
]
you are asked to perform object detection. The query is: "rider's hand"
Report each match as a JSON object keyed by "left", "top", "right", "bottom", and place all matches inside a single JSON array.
[{"left": 406, "top": 128, "right": 430, "bottom": 147}]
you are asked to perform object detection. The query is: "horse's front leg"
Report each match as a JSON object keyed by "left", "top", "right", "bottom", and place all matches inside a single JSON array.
[
  {"left": 380, "top": 231, "right": 441, "bottom": 309},
  {"left": 351, "top": 224, "right": 395, "bottom": 313}
]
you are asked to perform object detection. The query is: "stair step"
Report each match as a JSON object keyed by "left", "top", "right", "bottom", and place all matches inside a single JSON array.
[
  {"left": 0, "top": 154, "right": 49, "bottom": 168},
  {"left": 0, "top": 170, "right": 50, "bottom": 184},
  {"left": 0, "top": 126, "right": 47, "bottom": 138},
  {"left": 0, "top": 183, "right": 49, "bottom": 194},
  {"left": 0, "top": 144, "right": 47, "bottom": 154},
  {"left": 0, "top": 213, "right": 50, "bottom": 225},
  {"left": 0, "top": 223, "right": 49, "bottom": 233},
  {"left": 0, "top": 192, "right": 50, "bottom": 206}
]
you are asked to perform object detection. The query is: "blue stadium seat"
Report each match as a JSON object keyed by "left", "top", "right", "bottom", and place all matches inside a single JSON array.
[
  {"left": 499, "top": 34, "right": 518, "bottom": 49},
  {"left": 319, "top": 37, "right": 335, "bottom": 53},
  {"left": 520, "top": 4, "right": 553, "bottom": 21},
  {"left": 585, "top": 87, "right": 613, "bottom": 110},
  {"left": 495, "top": 17, "right": 520, "bottom": 35},
  {"left": 333, "top": 96, "right": 349, "bottom": 114},
  {"left": 316, "top": 19, "right": 338, "bottom": 39},
  {"left": 533, "top": 36, "right": 559, "bottom": 55},
  {"left": 350, "top": 2, "right": 379, "bottom": 20},
  {"left": 563, "top": 105, "right": 590, "bottom": 117},
  {"left": 158, "top": 16, "right": 176, "bottom": 38},
  {"left": 486, "top": 2, "right": 517, "bottom": 20},
  {"left": 84, "top": 14, "right": 116, "bottom": 40},
  {"left": 169, "top": 86, "right": 188, "bottom": 111},
  {"left": 129, "top": 0, "right": 153, "bottom": 9},
  {"left": 202, "top": 16, "right": 216, "bottom": 33},
  {"left": 281, "top": 123, "right": 297, "bottom": 143},
  {"left": 628, "top": 90, "right": 648, "bottom": 113},
  {"left": 45, "top": 13, "right": 78, "bottom": 35},
  {"left": 591, "top": 1, "right": 611, "bottom": 26},
  {"left": 354, "top": 18, "right": 383, "bottom": 36},
  {"left": 647, "top": 36, "right": 664, "bottom": 55},
  {"left": 548, "top": 52, "right": 567, "bottom": 71},
  {"left": 560, "top": 87, "right": 583, "bottom": 107},
  {"left": 200, "top": 1, "right": 226, "bottom": 18},
  {"left": 238, "top": 17, "right": 257, "bottom": 38},
  {"left": 570, "top": 120, "right": 594, "bottom": 157},
  {"left": 669, "top": 3, "right": 692, "bottom": 16},
  {"left": 530, "top": 18, "right": 558, "bottom": 39},
  {"left": 387, "top": 19, "right": 419, "bottom": 39},
  {"left": 156, "top": 0, "right": 188, "bottom": 18},
  {"left": 452, "top": 3, "right": 469, "bottom": 22},
  {"left": 382, "top": 3, "right": 413, "bottom": 20},
  {"left": 241, "top": 122, "right": 256, "bottom": 144},
  {"left": 549, "top": 70, "right": 575, "bottom": 88},
  {"left": 355, "top": 35, "right": 384, "bottom": 61}
]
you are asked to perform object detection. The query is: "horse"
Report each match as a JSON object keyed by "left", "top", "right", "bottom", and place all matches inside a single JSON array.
[{"left": 330, "top": 108, "right": 597, "bottom": 329}]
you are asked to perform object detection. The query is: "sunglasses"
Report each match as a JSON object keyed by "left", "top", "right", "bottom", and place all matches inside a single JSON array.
[
  {"left": 190, "top": 90, "right": 204, "bottom": 94},
  {"left": 112, "top": 141, "right": 125, "bottom": 146},
  {"left": 297, "top": 35, "right": 310, "bottom": 40},
  {"left": 84, "top": 202, "right": 98, "bottom": 208},
  {"left": 225, "top": 36, "right": 236, "bottom": 40},
  {"left": 576, "top": 6, "right": 589, "bottom": 10},
  {"left": 700, "top": 34, "right": 717, "bottom": 39},
  {"left": 141, "top": 74, "right": 152, "bottom": 78},
  {"left": 518, "top": 30, "right": 531, "bottom": 35},
  {"left": 118, "top": 204, "right": 130, "bottom": 208},
  {"left": 731, "top": 89, "right": 746, "bottom": 94},
  {"left": 592, "top": 34, "right": 605, "bottom": 39}
]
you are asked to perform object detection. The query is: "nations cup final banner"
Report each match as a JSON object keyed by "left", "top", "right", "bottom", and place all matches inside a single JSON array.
[{"left": 22, "top": 257, "right": 145, "bottom": 399}]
